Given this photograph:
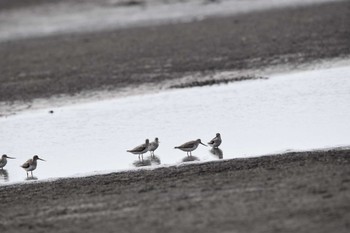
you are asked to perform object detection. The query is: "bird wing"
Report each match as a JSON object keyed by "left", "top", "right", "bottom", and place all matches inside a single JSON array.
[
  {"left": 0, "top": 158, "right": 5, "bottom": 166},
  {"left": 208, "top": 137, "right": 219, "bottom": 144},
  {"left": 21, "top": 159, "right": 32, "bottom": 168},
  {"left": 148, "top": 142, "right": 155, "bottom": 150},
  {"left": 128, "top": 143, "right": 147, "bottom": 152},
  {"left": 149, "top": 142, "right": 158, "bottom": 150},
  {"left": 178, "top": 140, "right": 196, "bottom": 149}
]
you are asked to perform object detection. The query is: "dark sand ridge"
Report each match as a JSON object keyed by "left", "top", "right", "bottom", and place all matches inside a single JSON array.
[
  {"left": 0, "top": 148, "right": 349, "bottom": 232},
  {"left": 0, "top": 1, "right": 349, "bottom": 106}
]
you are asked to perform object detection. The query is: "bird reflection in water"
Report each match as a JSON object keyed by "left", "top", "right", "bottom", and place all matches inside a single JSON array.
[
  {"left": 210, "top": 148, "right": 223, "bottom": 159},
  {"left": 25, "top": 176, "right": 38, "bottom": 181},
  {"left": 182, "top": 155, "right": 200, "bottom": 162},
  {"left": 149, "top": 155, "right": 161, "bottom": 165},
  {"left": 133, "top": 154, "right": 162, "bottom": 167},
  {"left": 133, "top": 159, "right": 151, "bottom": 167},
  {"left": 0, "top": 169, "right": 9, "bottom": 182}
]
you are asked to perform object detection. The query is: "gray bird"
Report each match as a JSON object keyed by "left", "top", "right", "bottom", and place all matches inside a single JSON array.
[
  {"left": 127, "top": 139, "right": 150, "bottom": 161},
  {"left": 21, "top": 155, "right": 45, "bottom": 177},
  {"left": 208, "top": 133, "right": 222, "bottom": 148},
  {"left": 148, "top": 137, "right": 159, "bottom": 157},
  {"left": 0, "top": 154, "right": 15, "bottom": 169},
  {"left": 175, "top": 139, "right": 207, "bottom": 156}
]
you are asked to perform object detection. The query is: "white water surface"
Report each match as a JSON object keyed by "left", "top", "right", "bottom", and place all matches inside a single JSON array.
[{"left": 1, "top": 64, "right": 350, "bottom": 184}]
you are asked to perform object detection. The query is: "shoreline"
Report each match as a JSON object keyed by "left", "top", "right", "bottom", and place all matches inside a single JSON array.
[
  {"left": 1, "top": 55, "right": 349, "bottom": 117},
  {"left": 1, "top": 147, "right": 349, "bottom": 232},
  {"left": 1, "top": 145, "right": 348, "bottom": 187}
]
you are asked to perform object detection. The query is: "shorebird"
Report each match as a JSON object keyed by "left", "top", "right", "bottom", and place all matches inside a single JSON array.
[
  {"left": 0, "top": 154, "right": 15, "bottom": 169},
  {"left": 127, "top": 139, "right": 150, "bottom": 161},
  {"left": 21, "top": 155, "right": 45, "bottom": 177},
  {"left": 208, "top": 133, "right": 222, "bottom": 148},
  {"left": 148, "top": 137, "right": 159, "bottom": 157},
  {"left": 174, "top": 139, "right": 207, "bottom": 156}
]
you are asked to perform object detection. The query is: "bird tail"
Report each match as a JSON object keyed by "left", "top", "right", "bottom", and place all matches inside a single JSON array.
[{"left": 174, "top": 147, "right": 179, "bottom": 149}]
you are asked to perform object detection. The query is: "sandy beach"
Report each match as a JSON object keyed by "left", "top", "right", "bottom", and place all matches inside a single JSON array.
[{"left": 1, "top": 0, "right": 350, "bottom": 232}]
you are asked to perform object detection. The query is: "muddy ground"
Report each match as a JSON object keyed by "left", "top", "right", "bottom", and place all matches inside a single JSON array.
[
  {"left": 0, "top": 1, "right": 349, "bottom": 104},
  {"left": 0, "top": 149, "right": 349, "bottom": 233}
]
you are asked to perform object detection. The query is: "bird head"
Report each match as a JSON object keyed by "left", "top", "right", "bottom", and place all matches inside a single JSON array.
[
  {"left": 196, "top": 139, "right": 207, "bottom": 147},
  {"left": 2, "top": 154, "right": 15, "bottom": 159},
  {"left": 33, "top": 155, "right": 45, "bottom": 161}
]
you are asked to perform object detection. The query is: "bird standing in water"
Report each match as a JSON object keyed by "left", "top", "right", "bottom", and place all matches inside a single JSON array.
[
  {"left": 175, "top": 139, "right": 207, "bottom": 156},
  {"left": 208, "top": 133, "right": 222, "bottom": 148},
  {"left": 127, "top": 139, "right": 150, "bottom": 161},
  {"left": 0, "top": 154, "right": 15, "bottom": 169},
  {"left": 148, "top": 137, "right": 159, "bottom": 157},
  {"left": 21, "top": 155, "right": 45, "bottom": 177}
]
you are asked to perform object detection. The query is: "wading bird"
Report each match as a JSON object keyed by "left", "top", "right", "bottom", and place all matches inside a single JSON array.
[
  {"left": 21, "top": 155, "right": 45, "bottom": 177},
  {"left": 0, "top": 154, "right": 15, "bottom": 169},
  {"left": 148, "top": 137, "right": 159, "bottom": 157},
  {"left": 127, "top": 139, "right": 150, "bottom": 161},
  {"left": 175, "top": 139, "right": 206, "bottom": 156},
  {"left": 208, "top": 133, "right": 222, "bottom": 148}
]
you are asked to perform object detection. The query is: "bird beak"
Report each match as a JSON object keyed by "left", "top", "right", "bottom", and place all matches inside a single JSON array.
[
  {"left": 200, "top": 142, "right": 207, "bottom": 147},
  {"left": 38, "top": 158, "right": 46, "bottom": 161},
  {"left": 7, "top": 156, "right": 15, "bottom": 159}
]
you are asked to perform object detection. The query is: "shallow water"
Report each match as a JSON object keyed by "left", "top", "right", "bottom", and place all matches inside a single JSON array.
[{"left": 1, "top": 64, "right": 350, "bottom": 184}]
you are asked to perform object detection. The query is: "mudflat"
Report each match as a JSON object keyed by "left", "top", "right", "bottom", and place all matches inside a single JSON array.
[
  {"left": 0, "top": 1, "right": 349, "bottom": 104},
  {"left": 1, "top": 149, "right": 349, "bottom": 232}
]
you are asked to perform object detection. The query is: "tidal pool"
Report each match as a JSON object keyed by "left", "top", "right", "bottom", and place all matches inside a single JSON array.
[{"left": 1, "top": 64, "right": 350, "bottom": 184}]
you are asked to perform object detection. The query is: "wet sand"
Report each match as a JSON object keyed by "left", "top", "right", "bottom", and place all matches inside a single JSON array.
[
  {"left": 1, "top": 148, "right": 349, "bottom": 232},
  {"left": 0, "top": 1, "right": 349, "bottom": 106}
]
